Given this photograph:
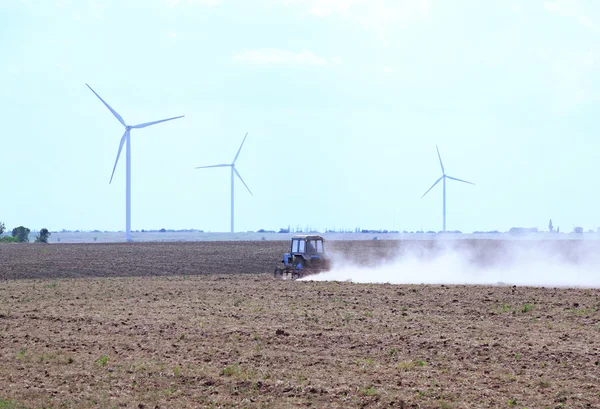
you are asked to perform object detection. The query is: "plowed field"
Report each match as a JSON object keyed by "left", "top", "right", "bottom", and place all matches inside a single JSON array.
[
  {"left": 2, "top": 239, "right": 598, "bottom": 280},
  {"left": 0, "top": 241, "right": 599, "bottom": 408}
]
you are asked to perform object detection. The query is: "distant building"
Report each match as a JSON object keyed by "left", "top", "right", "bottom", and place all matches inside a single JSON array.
[{"left": 509, "top": 227, "right": 538, "bottom": 235}]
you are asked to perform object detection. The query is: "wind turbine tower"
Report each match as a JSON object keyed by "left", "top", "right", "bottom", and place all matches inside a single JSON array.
[
  {"left": 421, "top": 146, "right": 474, "bottom": 232},
  {"left": 196, "top": 132, "right": 253, "bottom": 233},
  {"left": 86, "top": 84, "right": 184, "bottom": 242}
]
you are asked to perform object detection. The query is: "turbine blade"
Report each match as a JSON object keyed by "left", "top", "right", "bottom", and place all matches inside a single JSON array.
[
  {"left": 436, "top": 145, "right": 445, "bottom": 174},
  {"left": 233, "top": 167, "right": 253, "bottom": 196},
  {"left": 131, "top": 115, "right": 184, "bottom": 129},
  {"left": 110, "top": 130, "right": 128, "bottom": 184},
  {"left": 195, "top": 164, "right": 230, "bottom": 169},
  {"left": 86, "top": 83, "right": 127, "bottom": 127},
  {"left": 232, "top": 132, "right": 248, "bottom": 164},
  {"left": 446, "top": 175, "right": 475, "bottom": 185},
  {"left": 421, "top": 176, "right": 443, "bottom": 199}
]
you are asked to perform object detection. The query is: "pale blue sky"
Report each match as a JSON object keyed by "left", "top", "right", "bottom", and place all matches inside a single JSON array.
[{"left": 1, "top": 0, "right": 599, "bottom": 233}]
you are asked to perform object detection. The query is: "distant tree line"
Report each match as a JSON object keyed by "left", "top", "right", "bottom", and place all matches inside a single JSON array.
[
  {"left": 0, "top": 222, "right": 50, "bottom": 243},
  {"left": 2, "top": 220, "right": 598, "bottom": 240}
]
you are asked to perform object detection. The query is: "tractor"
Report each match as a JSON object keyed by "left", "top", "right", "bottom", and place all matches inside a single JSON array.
[{"left": 274, "top": 235, "right": 331, "bottom": 280}]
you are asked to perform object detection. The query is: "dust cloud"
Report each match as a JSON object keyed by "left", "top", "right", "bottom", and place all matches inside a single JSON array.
[{"left": 301, "top": 240, "right": 600, "bottom": 288}]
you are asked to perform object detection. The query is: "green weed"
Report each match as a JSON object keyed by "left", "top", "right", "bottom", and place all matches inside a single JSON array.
[
  {"left": 397, "top": 359, "right": 426, "bottom": 370},
  {"left": 498, "top": 303, "right": 512, "bottom": 312},
  {"left": 0, "top": 399, "right": 27, "bottom": 409},
  {"left": 567, "top": 308, "right": 588, "bottom": 316},
  {"left": 358, "top": 358, "right": 375, "bottom": 370},
  {"left": 221, "top": 364, "right": 240, "bottom": 377},
  {"left": 96, "top": 355, "right": 109, "bottom": 366},
  {"left": 15, "top": 348, "right": 26, "bottom": 360},
  {"left": 344, "top": 312, "right": 352, "bottom": 324},
  {"left": 521, "top": 304, "right": 533, "bottom": 313},
  {"left": 363, "top": 386, "right": 377, "bottom": 396}
]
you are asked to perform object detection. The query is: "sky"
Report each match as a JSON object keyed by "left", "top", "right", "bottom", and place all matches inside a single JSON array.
[{"left": 1, "top": 0, "right": 599, "bottom": 233}]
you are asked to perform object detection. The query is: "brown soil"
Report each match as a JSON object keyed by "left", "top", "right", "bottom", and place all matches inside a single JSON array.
[{"left": 0, "top": 241, "right": 599, "bottom": 408}]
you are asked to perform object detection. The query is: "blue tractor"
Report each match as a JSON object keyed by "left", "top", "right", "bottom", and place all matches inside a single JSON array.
[{"left": 274, "top": 235, "right": 331, "bottom": 280}]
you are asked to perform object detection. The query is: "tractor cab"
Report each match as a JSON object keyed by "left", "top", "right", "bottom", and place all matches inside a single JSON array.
[{"left": 291, "top": 235, "right": 324, "bottom": 256}]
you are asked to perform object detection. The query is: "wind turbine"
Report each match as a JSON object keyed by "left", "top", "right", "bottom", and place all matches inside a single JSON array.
[
  {"left": 421, "top": 145, "right": 474, "bottom": 232},
  {"left": 196, "top": 133, "right": 253, "bottom": 233},
  {"left": 86, "top": 84, "right": 184, "bottom": 242}
]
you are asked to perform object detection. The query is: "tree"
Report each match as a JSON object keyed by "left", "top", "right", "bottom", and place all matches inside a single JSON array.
[
  {"left": 35, "top": 228, "right": 51, "bottom": 243},
  {"left": 11, "top": 226, "right": 31, "bottom": 242},
  {"left": 0, "top": 221, "right": 5, "bottom": 235}
]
